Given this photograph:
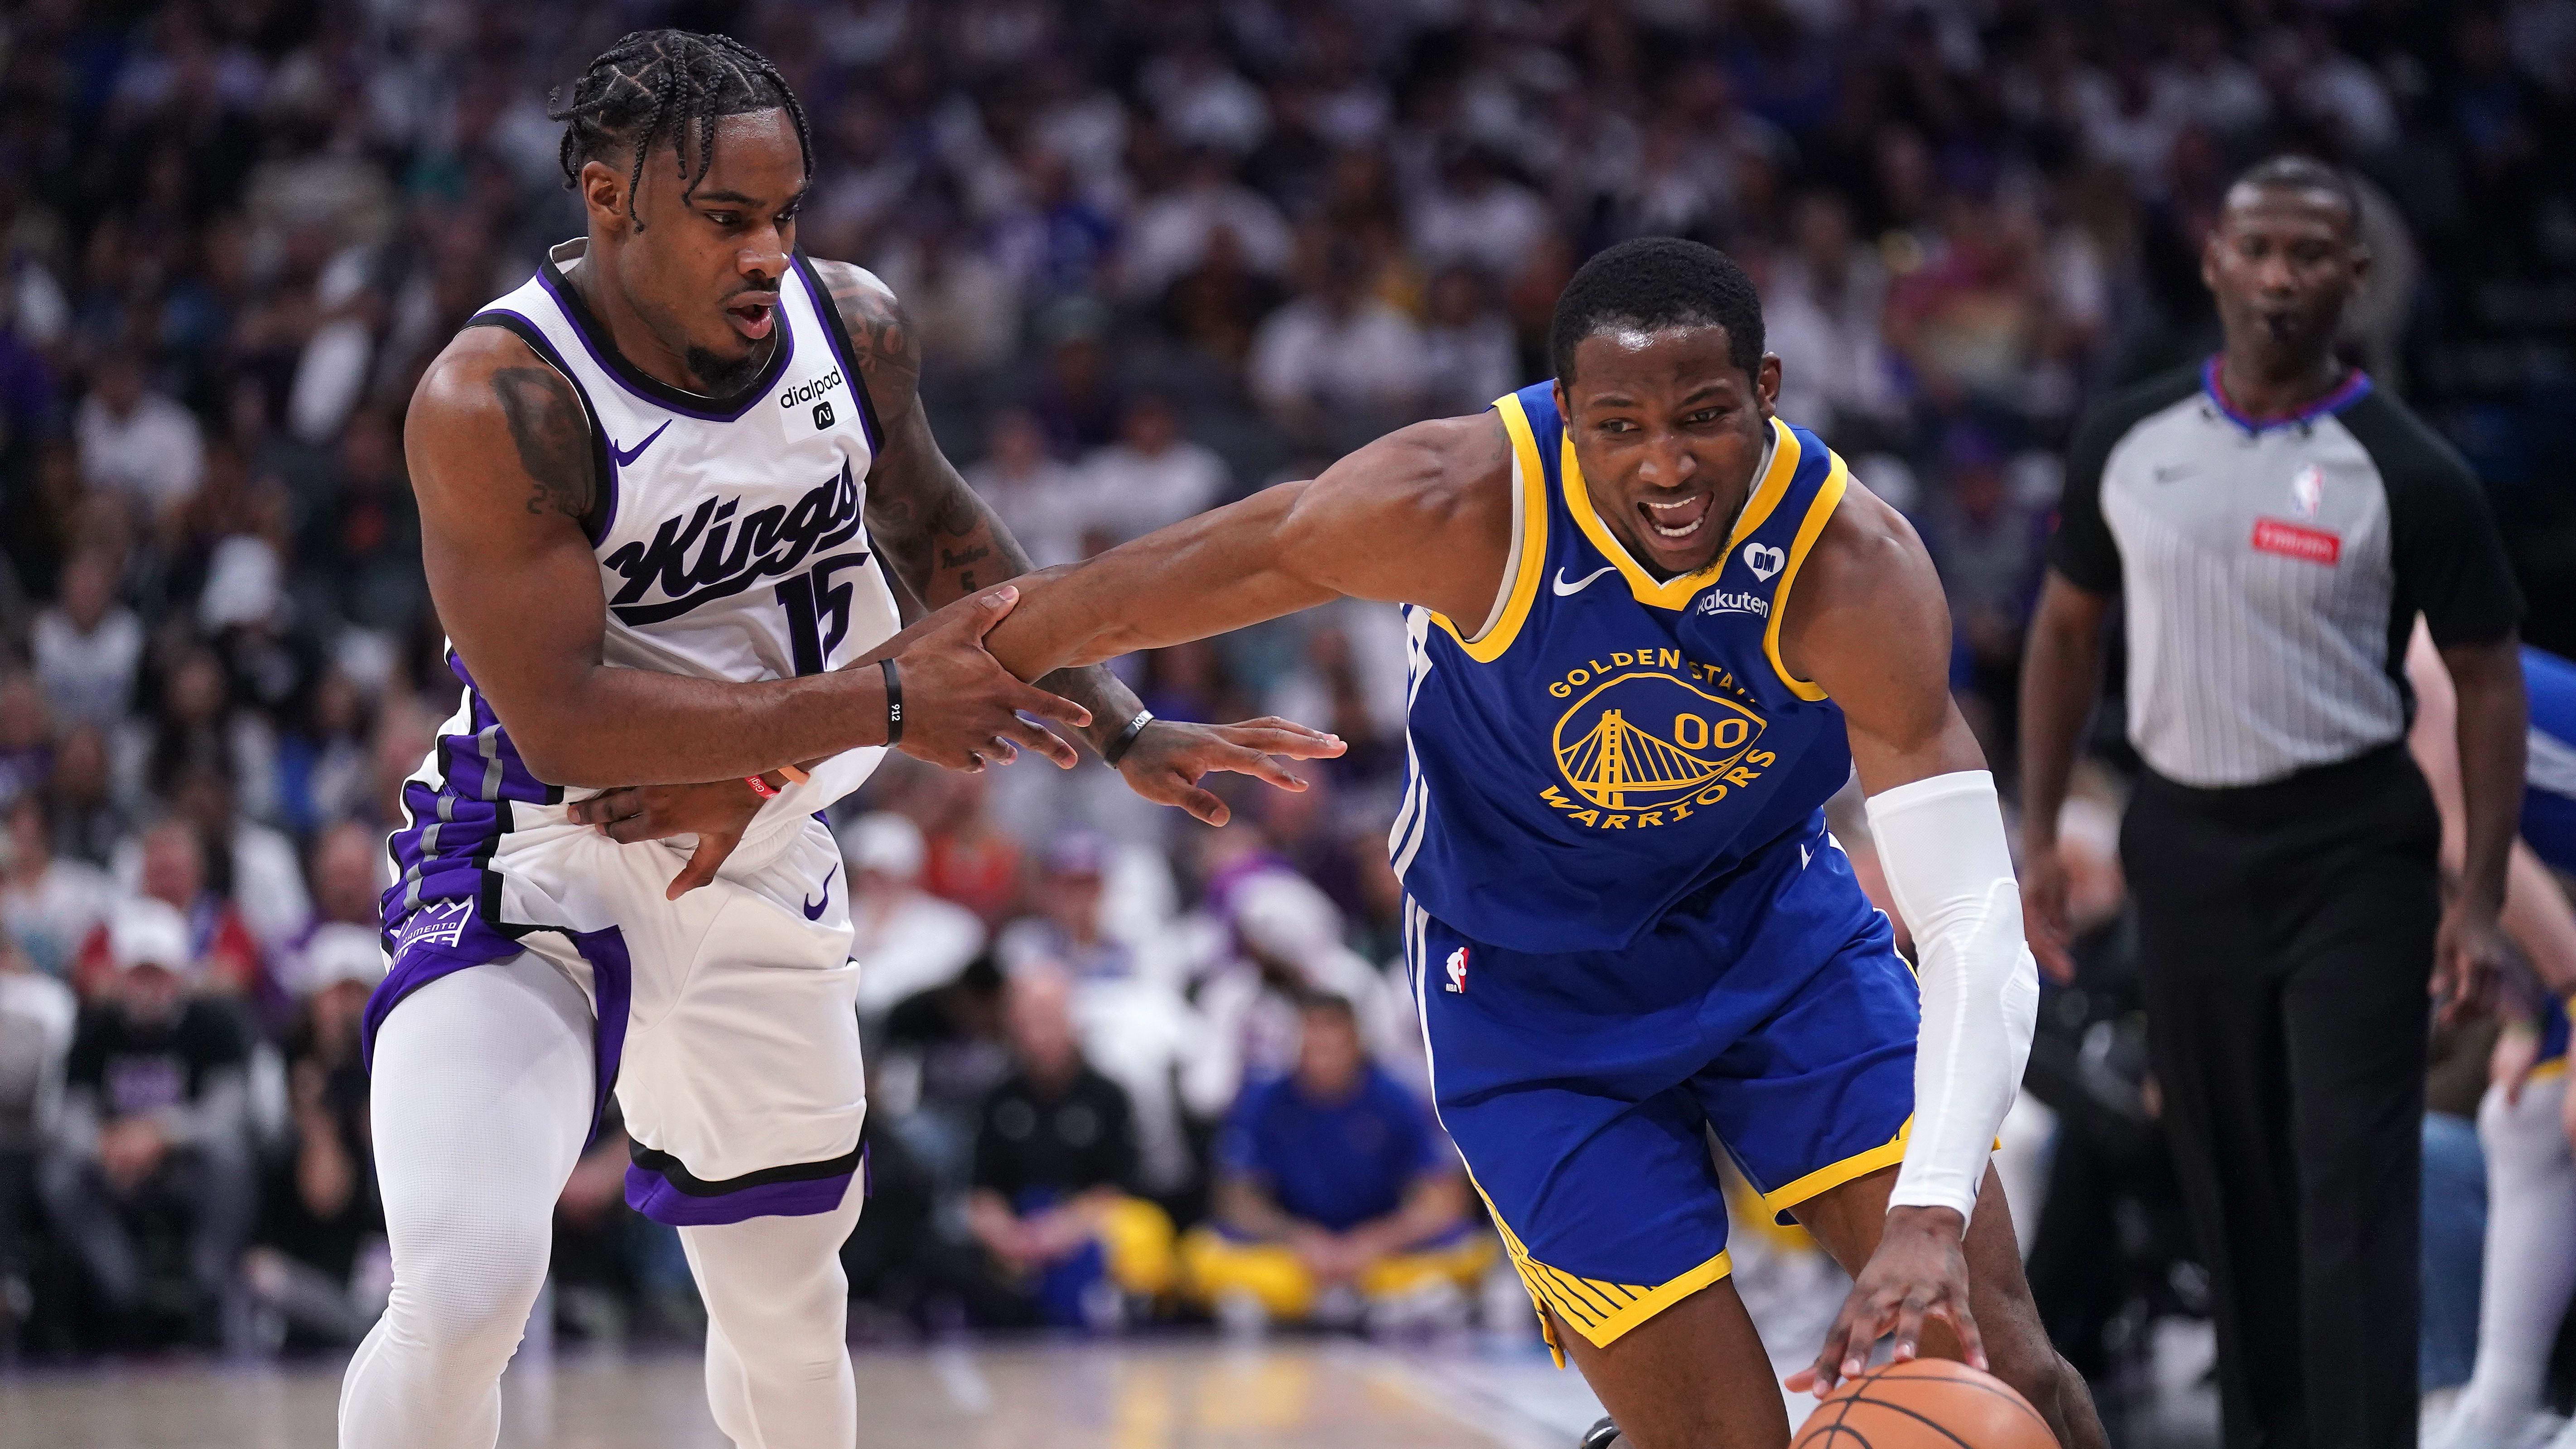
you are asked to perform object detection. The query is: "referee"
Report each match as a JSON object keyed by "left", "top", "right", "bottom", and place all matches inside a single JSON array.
[{"left": 2020, "top": 155, "right": 2528, "bottom": 1449}]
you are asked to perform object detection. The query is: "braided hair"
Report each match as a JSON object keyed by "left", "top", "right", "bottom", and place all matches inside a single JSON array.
[{"left": 549, "top": 29, "right": 813, "bottom": 228}]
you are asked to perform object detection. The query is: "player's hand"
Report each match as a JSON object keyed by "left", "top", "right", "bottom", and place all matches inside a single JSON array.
[
  {"left": 2018, "top": 847, "right": 2076, "bottom": 985},
  {"left": 2434, "top": 898, "right": 2510, "bottom": 1028},
  {"left": 1786, "top": 1205, "right": 1985, "bottom": 1395},
  {"left": 890, "top": 585, "right": 1091, "bottom": 773},
  {"left": 569, "top": 778, "right": 774, "bottom": 899},
  {"left": 2492, "top": 1019, "right": 2543, "bottom": 1103},
  {"left": 1115, "top": 717, "right": 1348, "bottom": 825}
]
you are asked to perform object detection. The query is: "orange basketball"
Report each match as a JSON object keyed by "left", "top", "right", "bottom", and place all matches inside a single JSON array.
[{"left": 1791, "top": 1359, "right": 2056, "bottom": 1449}]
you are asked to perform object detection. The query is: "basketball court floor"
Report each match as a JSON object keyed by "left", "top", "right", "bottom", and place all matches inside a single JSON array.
[{"left": 1, "top": 1330, "right": 2221, "bottom": 1449}]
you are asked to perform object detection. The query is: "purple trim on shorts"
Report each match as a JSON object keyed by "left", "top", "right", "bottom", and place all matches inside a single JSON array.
[
  {"left": 569, "top": 926, "right": 632, "bottom": 1137},
  {"left": 360, "top": 914, "right": 634, "bottom": 1147},
  {"left": 623, "top": 1164, "right": 859, "bottom": 1227}
]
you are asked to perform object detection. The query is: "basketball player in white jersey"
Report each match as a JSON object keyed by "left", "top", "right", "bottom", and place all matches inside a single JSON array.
[{"left": 340, "top": 32, "right": 1337, "bottom": 1449}]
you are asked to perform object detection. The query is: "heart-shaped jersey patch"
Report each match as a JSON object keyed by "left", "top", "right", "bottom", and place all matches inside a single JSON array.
[{"left": 1742, "top": 542, "right": 1786, "bottom": 581}]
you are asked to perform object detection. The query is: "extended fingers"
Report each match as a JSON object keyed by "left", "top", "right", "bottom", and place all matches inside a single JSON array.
[
  {"left": 1217, "top": 744, "right": 1307, "bottom": 791},
  {"left": 665, "top": 831, "right": 738, "bottom": 900},
  {"left": 999, "top": 715, "right": 1079, "bottom": 769},
  {"left": 1009, "top": 681, "right": 1092, "bottom": 732},
  {"left": 569, "top": 788, "right": 642, "bottom": 827},
  {"left": 1221, "top": 725, "right": 1346, "bottom": 759}
]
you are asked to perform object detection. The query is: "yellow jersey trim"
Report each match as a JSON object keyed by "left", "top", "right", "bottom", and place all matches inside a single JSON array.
[
  {"left": 1759, "top": 450, "right": 1849, "bottom": 703},
  {"left": 1428, "top": 396, "right": 1550, "bottom": 663},
  {"left": 2532, "top": 1058, "right": 2569, "bottom": 1082},
  {"left": 1461, "top": 1164, "right": 1732, "bottom": 1361},
  {"left": 1760, "top": 1115, "right": 1911, "bottom": 1216},
  {"left": 1559, "top": 417, "right": 1803, "bottom": 611}
]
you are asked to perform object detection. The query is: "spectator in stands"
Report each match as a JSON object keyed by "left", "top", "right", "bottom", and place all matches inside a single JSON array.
[
  {"left": 294, "top": 409, "right": 423, "bottom": 635},
  {"left": 1000, "top": 831, "right": 1198, "bottom": 1194},
  {"left": 73, "top": 353, "right": 203, "bottom": 523},
  {"left": 29, "top": 549, "right": 143, "bottom": 729},
  {"left": 1249, "top": 235, "right": 1427, "bottom": 449},
  {"left": 1762, "top": 191, "right": 1905, "bottom": 447},
  {"left": 274, "top": 671, "right": 375, "bottom": 840},
  {"left": 965, "top": 966, "right": 1175, "bottom": 1329},
  {"left": 1076, "top": 393, "right": 1228, "bottom": 550},
  {"left": 0, "top": 931, "right": 74, "bottom": 1348},
  {"left": 0, "top": 673, "right": 46, "bottom": 811},
  {"left": 1183, "top": 994, "right": 1488, "bottom": 1330},
  {"left": 41, "top": 901, "right": 256, "bottom": 1348},
  {"left": 1418, "top": 266, "right": 1519, "bottom": 419},
  {"left": 242, "top": 923, "right": 383, "bottom": 1348},
  {"left": 97, "top": 817, "right": 260, "bottom": 1000},
  {"left": 0, "top": 795, "right": 114, "bottom": 981},
  {"left": 844, "top": 812, "right": 986, "bottom": 1028},
  {"left": 45, "top": 725, "right": 124, "bottom": 869},
  {"left": 1124, "top": 147, "right": 1292, "bottom": 304},
  {"left": 966, "top": 409, "right": 1090, "bottom": 572}
]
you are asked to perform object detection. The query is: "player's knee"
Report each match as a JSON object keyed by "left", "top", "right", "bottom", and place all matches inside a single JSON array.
[{"left": 384, "top": 1220, "right": 551, "bottom": 1360}]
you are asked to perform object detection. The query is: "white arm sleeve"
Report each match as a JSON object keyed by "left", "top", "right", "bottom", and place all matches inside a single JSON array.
[{"left": 1863, "top": 769, "right": 2040, "bottom": 1222}]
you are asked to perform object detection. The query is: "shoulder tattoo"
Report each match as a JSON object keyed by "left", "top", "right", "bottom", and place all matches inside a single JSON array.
[
  {"left": 489, "top": 365, "right": 595, "bottom": 520},
  {"left": 814, "top": 262, "right": 921, "bottom": 405}
]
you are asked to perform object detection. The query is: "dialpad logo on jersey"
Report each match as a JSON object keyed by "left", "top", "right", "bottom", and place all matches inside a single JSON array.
[
  {"left": 778, "top": 367, "right": 843, "bottom": 411},
  {"left": 392, "top": 898, "right": 474, "bottom": 957},
  {"left": 1538, "top": 651, "right": 1776, "bottom": 831},
  {"left": 812, "top": 400, "right": 835, "bottom": 429},
  {"left": 603, "top": 459, "right": 865, "bottom": 626}
]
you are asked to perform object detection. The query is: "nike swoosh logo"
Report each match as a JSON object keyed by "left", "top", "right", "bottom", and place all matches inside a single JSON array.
[
  {"left": 1553, "top": 565, "right": 1619, "bottom": 596},
  {"left": 803, "top": 863, "right": 834, "bottom": 921},
  {"left": 609, "top": 419, "right": 672, "bottom": 469}
]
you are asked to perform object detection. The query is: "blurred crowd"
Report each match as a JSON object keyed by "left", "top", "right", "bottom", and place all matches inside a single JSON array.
[{"left": 0, "top": 0, "right": 2571, "bottom": 1381}]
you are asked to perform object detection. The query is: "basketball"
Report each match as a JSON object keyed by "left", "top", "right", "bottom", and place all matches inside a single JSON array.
[{"left": 1791, "top": 1360, "right": 2056, "bottom": 1449}]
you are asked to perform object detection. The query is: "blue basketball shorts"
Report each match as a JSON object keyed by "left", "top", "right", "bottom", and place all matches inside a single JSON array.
[{"left": 1403, "top": 821, "right": 1919, "bottom": 1353}]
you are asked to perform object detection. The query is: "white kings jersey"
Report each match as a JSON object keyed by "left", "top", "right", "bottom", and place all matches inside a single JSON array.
[{"left": 381, "top": 241, "right": 899, "bottom": 939}]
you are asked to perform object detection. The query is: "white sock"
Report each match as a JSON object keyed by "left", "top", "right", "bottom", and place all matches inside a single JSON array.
[
  {"left": 678, "top": 1174, "right": 867, "bottom": 1449},
  {"left": 2455, "top": 1077, "right": 2576, "bottom": 1431},
  {"left": 338, "top": 955, "right": 595, "bottom": 1449}
]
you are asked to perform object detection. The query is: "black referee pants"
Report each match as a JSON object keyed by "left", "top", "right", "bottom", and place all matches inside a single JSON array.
[{"left": 2123, "top": 744, "right": 2441, "bottom": 1449}]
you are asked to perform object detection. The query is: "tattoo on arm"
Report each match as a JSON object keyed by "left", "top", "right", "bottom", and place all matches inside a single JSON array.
[
  {"left": 816, "top": 257, "right": 1149, "bottom": 748},
  {"left": 490, "top": 366, "right": 595, "bottom": 521}
]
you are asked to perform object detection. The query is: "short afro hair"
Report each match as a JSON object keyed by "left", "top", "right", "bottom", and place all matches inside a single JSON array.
[
  {"left": 2227, "top": 154, "right": 2364, "bottom": 238},
  {"left": 1549, "top": 237, "right": 1766, "bottom": 384}
]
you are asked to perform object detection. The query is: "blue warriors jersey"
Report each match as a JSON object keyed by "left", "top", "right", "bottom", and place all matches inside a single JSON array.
[{"left": 1391, "top": 382, "right": 1857, "bottom": 954}]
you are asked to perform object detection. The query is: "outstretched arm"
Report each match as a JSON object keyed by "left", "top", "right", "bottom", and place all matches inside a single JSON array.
[
  {"left": 811, "top": 259, "right": 1347, "bottom": 818},
  {"left": 977, "top": 414, "right": 1517, "bottom": 682},
  {"left": 814, "top": 261, "right": 1136, "bottom": 748},
  {"left": 406, "top": 329, "right": 1081, "bottom": 790},
  {"left": 1779, "top": 483, "right": 2037, "bottom": 1391}
]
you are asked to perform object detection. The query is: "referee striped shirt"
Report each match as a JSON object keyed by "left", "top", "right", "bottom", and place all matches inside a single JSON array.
[{"left": 2050, "top": 360, "right": 2520, "bottom": 788}]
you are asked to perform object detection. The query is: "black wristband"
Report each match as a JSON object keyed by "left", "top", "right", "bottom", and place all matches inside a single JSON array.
[
  {"left": 879, "top": 657, "right": 903, "bottom": 746},
  {"left": 1102, "top": 709, "right": 1155, "bottom": 767}
]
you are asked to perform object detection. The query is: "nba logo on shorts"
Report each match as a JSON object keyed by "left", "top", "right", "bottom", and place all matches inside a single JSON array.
[
  {"left": 1444, "top": 947, "right": 1468, "bottom": 993},
  {"left": 812, "top": 400, "right": 835, "bottom": 429}
]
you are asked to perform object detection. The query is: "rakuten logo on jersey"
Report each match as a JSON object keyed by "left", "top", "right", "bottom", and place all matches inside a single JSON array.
[
  {"left": 779, "top": 367, "right": 843, "bottom": 410},
  {"left": 1697, "top": 589, "right": 1770, "bottom": 618},
  {"left": 603, "top": 459, "right": 865, "bottom": 625}
]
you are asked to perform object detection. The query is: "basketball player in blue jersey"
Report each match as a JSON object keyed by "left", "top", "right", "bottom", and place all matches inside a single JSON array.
[
  {"left": 345, "top": 32, "right": 1336, "bottom": 1449},
  {"left": 920, "top": 238, "right": 2107, "bottom": 1447},
  {"left": 2413, "top": 634, "right": 2576, "bottom": 1449}
]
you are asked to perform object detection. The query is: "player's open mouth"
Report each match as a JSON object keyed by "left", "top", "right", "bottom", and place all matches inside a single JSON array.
[
  {"left": 1640, "top": 492, "right": 1713, "bottom": 541},
  {"left": 725, "top": 295, "right": 778, "bottom": 341}
]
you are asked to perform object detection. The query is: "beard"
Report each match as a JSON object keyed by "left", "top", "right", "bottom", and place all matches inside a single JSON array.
[{"left": 686, "top": 338, "right": 771, "bottom": 396}]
